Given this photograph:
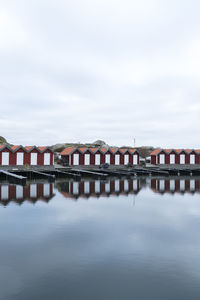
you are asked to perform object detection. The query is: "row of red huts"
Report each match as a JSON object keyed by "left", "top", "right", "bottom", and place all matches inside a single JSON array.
[
  {"left": 60, "top": 147, "right": 140, "bottom": 166},
  {"left": 150, "top": 149, "right": 200, "bottom": 165},
  {"left": 0, "top": 145, "right": 54, "bottom": 166}
]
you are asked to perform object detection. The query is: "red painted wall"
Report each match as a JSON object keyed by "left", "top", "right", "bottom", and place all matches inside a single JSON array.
[
  {"left": 0, "top": 148, "right": 53, "bottom": 166},
  {"left": 151, "top": 155, "right": 156, "bottom": 164}
]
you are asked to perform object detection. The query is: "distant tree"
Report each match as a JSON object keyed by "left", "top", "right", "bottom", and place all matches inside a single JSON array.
[
  {"left": 0, "top": 136, "right": 7, "bottom": 144},
  {"left": 93, "top": 140, "right": 107, "bottom": 146}
]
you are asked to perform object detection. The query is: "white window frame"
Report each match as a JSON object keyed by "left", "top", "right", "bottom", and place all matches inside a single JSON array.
[
  {"left": 170, "top": 154, "right": 175, "bottom": 164},
  {"left": 180, "top": 180, "right": 185, "bottom": 191},
  {"left": 84, "top": 181, "right": 90, "bottom": 194},
  {"left": 44, "top": 153, "right": 51, "bottom": 165},
  {"left": 133, "top": 154, "right": 138, "bottom": 165},
  {"left": 159, "top": 180, "right": 165, "bottom": 191},
  {"left": 2, "top": 152, "right": 9, "bottom": 165},
  {"left": 16, "top": 185, "right": 23, "bottom": 199},
  {"left": 95, "top": 154, "right": 100, "bottom": 165},
  {"left": 105, "top": 181, "right": 110, "bottom": 193},
  {"left": 159, "top": 154, "right": 165, "bottom": 164},
  {"left": 73, "top": 182, "right": 79, "bottom": 195},
  {"left": 115, "top": 179, "right": 120, "bottom": 192},
  {"left": 190, "top": 154, "right": 195, "bottom": 164},
  {"left": 105, "top": 154, "right": 110, "bottom": 164},
  {"left": 124, "top": 179, "right": 129, "bottom": 191},
  {"left": 16, "top": 152, "right": 24, "bottom": 165},
  {"left": 124, "top": 154, "right": 129, "bottom": 165},
  {"left": 95, "top": 181, "right": 100, "bottom": 193},
  {"left": 115, "top": 154, "right": 120, "bottom": 165},
  {"left": 170, "top": 180, "right": 175, "bottom": 191},
  {"left": 84, "top": 154, "right": 90, "bottom": 165},
  {"left": 31, "top": 153, "right": 38, "bottom": 165},
  {"left": 73, "top": 154, "right": 79, "bottom": 165},
  {"left": 43, "top": 183, "right": 50, "bottom": 197},
  {"left": 30, "top": 184, "right": 37, "bottom": 198},
  {"left": 1, "top": 185, "right": 9, "bottom": 200},
  {"left": 180, "top": 154, "right": 185, "bottom": 165}
]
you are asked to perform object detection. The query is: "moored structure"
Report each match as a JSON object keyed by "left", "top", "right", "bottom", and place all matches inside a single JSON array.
[
  {"left": 60, "top": 147, "right": 140, "bottom": 167},
  {"left": 0, "top": 145, "right": 54, "bottom": 170},
  {"left": 150, "top": 149, "right": 200, "bottom": 165}
]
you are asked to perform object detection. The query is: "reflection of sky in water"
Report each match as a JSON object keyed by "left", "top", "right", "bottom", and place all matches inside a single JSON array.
[{"left": 0, "top": 179, "right": 200, "bottom": 299}]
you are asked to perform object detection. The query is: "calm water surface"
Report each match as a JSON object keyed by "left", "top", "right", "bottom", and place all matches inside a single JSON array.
[{"left": 0, "top": 177, "right": 200, "bottom": 300}]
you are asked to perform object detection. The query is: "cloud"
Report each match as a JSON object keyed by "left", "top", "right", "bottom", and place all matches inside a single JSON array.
[{"left": 0, "top": 0, "right": 200, "bottom": 147}]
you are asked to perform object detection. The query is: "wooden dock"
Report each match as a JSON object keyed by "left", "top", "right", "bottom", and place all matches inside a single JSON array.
[
  {"left": 31, "top": 170, "right": 55, "bottom": 182},
  {"left": 71, "top": 169, "right": 108, "bottom": 178},
  {"left": 0, "top": 170, "right": 27, "bottom": 185},
  {"left": 51, "top": 170, "right": 81, "bottom": 180}
]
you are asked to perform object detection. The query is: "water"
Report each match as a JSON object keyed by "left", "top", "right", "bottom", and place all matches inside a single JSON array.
[{"left": 0, "top": 177, "right": 200, "bottom": 300}]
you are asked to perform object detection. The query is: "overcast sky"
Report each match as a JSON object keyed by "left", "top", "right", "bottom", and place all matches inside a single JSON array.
[{"left": 0, "top": 0, "right": 200, "bottom": 148}]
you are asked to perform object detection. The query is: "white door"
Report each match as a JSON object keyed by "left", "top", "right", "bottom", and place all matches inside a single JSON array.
[
  {"left": 95, "top": 154, "right": 100, "bottom": 165},
  {"left": 105, "top": 154, "right": 110, "bottom": 164},
  {"left": 17, "top": 153, "right": 24, "bottom": 165},
  {"left": 16, "top": 185, "right": 23, "bottom": 199},
  {"left": 43, "top": 183, "right": 50, "bottom": 197},
  {"left": 1, "top": 185, "right": 8, "bottom": 200},
  {"left": 180, "top": 154, "right": 185, "bottom": 164},
  {"left": 84, "top": 154, "right": 90, "bottom": 165},
  {"left": 73, "top": 154, "right": 79, "bottom": 165},
  {"left": 30, "top": 184, "right": 37, "bottom": 198},
  {"left": 84, "top": 181, "right": 90, "bottom": 194},
  {"left": 95, "top": 181, "right": 100, "bottom": 193},
  {"left": 133, "top": 180, "right": 138, "bottom": 191},
  {"left": 124, "top": 180, "right": 129, "bottom": 191},
  {"left": 2, "top": 152, "right": 9, "bottom": 165},
  {"left": 190, "top": 154, "right": 195, "bottom": 164},
  {"left": 180, "top": 180, "right": 185, "bottom": 191},
  {"left": 124, "top": 154, "right": 129, "bottom": 165},
  {"left": 73, "top": 182, "right": 79, "bottom": 195},
  {"left": 170, "top": 180, "right": 175, "bottom": 191},
  {"left": 160, "top": 154, "right": 165, "bottom": 164},
  {"left": 105, "top": 182, "right": 110, "bottom": 193},
  {"left": 115, "top": 179, "right": 120, "bottom": 192},
  {"left": 190, "top": 180, "right": 195, "bottom": 191},
  {"left": 115, "top": 154, "right": 120, "bottom": 165},
  {"left": 44, "top": 153, "right": 50, "bottom": 165},
  {"left": 170, "top": 154, "right": 175, "bottom": 164},
  {"left": 31, "top": 153, "right": 37, "bottom": 165},
  {"left": 133, "top": 154, "right": 138, "bottom": 165},
  {"left": 159, "top": 180, "right": 165, "bottom": 191}
]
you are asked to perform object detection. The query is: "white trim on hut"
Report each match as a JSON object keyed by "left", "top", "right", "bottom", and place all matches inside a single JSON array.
[
  {"left": 16, "top": 153, "right": 24, "bottom": 165},
  {"left": 95, "top": 154, "right": 100, "bottom": 165},
  {"left": 84, "top": 154, "right": 90, "bottom": 165},
  {"left": 170, "top": 154, "right": 175, "bottom": 164},
  {"left": 115, "top": 154, "right": 120, "bottom": 165},
  {"left": 133, "top": 154, "right": 138, "bottom": 165},
  {"left": 2, "top": 152, "right": 9, "bottom": 165},
  {"left": 73, "top": 154, "right": 79, "bottom": 165},
  {"left": 190, "top": 154, "right": 195, "bottom": 164},
  {"left": 124, "top": 154, "right": 129, "bottom": 165},
  {"left": 31, "top": 153, "right": 37, "bottom": 165},
  {"left": 44, "top": 153, "right": 50, "bottom": 165},
  {"left": 105, "top": 154, "right": 110, "bottom": 164}
]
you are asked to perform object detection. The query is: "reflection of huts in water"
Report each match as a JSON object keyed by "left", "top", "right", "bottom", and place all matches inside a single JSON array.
[
  {"left": 60, "top": 147, "right": 140, "bottom": 166},
  {"left": 0, "top": 183, "right": 54, "bottom": 206},
  {"left": 150, "top": 178, "right": 199, "bottom": 195},
  {"left": 0, "top": 145, "right": 54, "bottom": 169},
  {"left": 57, "top": 179, "right": 141, "bottom": 200},
  {"left": 150, "top": 149, "right": 200, "bottom": 166}
]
